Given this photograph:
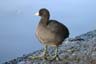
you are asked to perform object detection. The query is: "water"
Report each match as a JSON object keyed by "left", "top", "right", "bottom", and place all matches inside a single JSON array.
[{"left": 0, "top": 0, "right": 96, "bottom": 63}]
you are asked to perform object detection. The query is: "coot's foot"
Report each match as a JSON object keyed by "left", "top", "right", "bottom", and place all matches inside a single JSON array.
[
  {"left": 29, "top": 45, "right": 49, "bottom": 60},
  {"left": 50, "top": 54, "right": 61, "bottom": 61},
  {"left": 28, "top": 53, "right": 49, "bottom": 60}
]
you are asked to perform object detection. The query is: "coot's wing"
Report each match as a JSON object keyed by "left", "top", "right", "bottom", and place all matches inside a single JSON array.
[
  {"left": 47, "top": 20, "right": 69, "bottom": 41},
  {"left": 47, "top": 20, "right": 67, "bottom": 34}
]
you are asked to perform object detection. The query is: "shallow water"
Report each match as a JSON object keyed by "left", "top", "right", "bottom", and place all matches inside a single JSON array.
[{"left": 0, "top": 0, "right": 96, "bottom": 63}]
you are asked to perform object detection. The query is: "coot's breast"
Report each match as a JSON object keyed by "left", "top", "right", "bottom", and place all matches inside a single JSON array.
[{"left": 36, "top": 24, "right": 56, "bottom": 45}]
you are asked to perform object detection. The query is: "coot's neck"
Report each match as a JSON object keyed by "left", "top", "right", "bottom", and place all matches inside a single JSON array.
[{"left": 39, "top": 17, "right": 49, "bottom": 26}]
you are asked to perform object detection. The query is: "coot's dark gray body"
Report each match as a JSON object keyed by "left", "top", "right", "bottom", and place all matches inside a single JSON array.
[
  {"left": 36, "top": 9, "right": 69, "bottom": 46},
  {"left": 36, "top": 20, "right": 69, "bottom": 46}
]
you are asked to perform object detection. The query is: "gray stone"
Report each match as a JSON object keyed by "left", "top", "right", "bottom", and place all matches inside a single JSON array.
[{"left": 3, "top": 29, "right": 96, "bottom": 64}]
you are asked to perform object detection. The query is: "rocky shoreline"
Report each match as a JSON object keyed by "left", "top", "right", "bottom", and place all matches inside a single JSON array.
[{"left": 3, "top": 29, "right": 96, "bottom": 64}]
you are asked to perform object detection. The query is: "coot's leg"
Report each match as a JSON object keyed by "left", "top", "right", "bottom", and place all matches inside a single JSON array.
[
  {"left": 42, "top": 45, "right": 49, "bottom": 59},
  {"left": 51, "top": 46, "right": 60, "bottom": 61}
]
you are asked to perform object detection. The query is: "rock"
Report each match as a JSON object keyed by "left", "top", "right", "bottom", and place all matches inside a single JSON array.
[{"left": 3, "top": 29, "right": 96, "bottom": 64}]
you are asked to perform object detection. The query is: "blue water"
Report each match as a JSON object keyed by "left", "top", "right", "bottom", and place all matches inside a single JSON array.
[{"left": 0, "top": 0, "right": 96, "bottom": 63}]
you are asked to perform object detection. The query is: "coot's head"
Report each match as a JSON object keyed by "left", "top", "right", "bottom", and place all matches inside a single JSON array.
[{"left": 35, "top": 8, "right": 50, "bottom": 19}]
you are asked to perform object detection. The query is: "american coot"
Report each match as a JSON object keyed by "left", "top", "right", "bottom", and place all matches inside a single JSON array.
[{"left": 35, "top": 8, "right": 69, "bottom": 60}]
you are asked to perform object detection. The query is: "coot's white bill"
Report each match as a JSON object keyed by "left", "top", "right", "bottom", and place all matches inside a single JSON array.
[{"left": 35, "top": 12, "right": 39, "bottom": 16}]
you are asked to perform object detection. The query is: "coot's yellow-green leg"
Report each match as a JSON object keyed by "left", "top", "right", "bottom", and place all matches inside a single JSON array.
[
  {"left": 52, "top": 46, "right": 60, "bottom": 61},
  {"left": 43, "top": 45, "right": 48, "bottom": 59}
]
